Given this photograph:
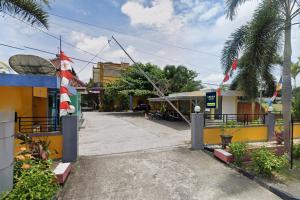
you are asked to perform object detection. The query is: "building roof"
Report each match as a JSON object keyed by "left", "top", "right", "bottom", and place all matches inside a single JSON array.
[
  {"left": 148, "top": 89, "right": 244, "bottom": 102},
  {"left": 0, "top": 74, "right": 60, "bottom": 88}
]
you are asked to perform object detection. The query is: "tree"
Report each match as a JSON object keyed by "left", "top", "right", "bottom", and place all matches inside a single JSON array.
[
  {"left": 106, "top": 63, "right": 166, "bottom": 97},
  {"left": 163, "top": 65, "right": 202, "bottom": 93},
  {"left": 225, "top": 0, "right": 300, "bottom": 152},
  {"left": 0, "top": 0, "right": 49, "bottom": 28},
  {"left": 222, "top": 2, "right": 278, "bottom": 114},
  {"left": 291, "top": 61, "right": 300, "bottom": 88}
]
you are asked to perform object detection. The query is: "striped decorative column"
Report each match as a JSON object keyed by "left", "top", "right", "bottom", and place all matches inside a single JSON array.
[{"left": 59, "top": 51, "right": 75, "bottom": 116}]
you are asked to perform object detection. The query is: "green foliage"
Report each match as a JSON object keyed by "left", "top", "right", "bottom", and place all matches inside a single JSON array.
[
  {"left": 251, "top": 147, "right": 288, "bottom": 177},
  {"left": 163, "top": 65, "right": 202, "bottom": 93},
  {"left": 293, "top": 144, "right": 300, "bottom": 159},
  {"left": 2, "top": 160, "right": 59, "bottom": 200},
  {"left": 103, "top": 63, "right": 202, "bottom": 111},
  {"left": 293, "top": 87, "right": 300, "bottom": 119},
  {"left": 222, "top": 1, "right": 281, "bottom": 100},
  {"left": 0, "top": 0, "right": 49, "bottom": 28},
  {"left": 229, "top": 142, "right": 248, "bottom": 166}
]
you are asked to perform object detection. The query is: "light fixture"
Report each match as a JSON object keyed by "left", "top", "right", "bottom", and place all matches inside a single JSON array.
[
  {"left": 268, "top": 105, "right": 273, "bottom": 112},
  {"left": 194, "top": 105, "right": 201, "bottom": 113}
]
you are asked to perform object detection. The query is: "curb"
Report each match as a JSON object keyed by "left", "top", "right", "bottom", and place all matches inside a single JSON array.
[
  {"left": 203, "top": 149, "right": 300, "bottom": 200},
  {"left": 233, "top": 165, "right": 300, "bottom": 200}
]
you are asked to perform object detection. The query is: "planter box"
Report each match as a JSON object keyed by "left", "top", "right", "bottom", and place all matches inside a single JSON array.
[
  {"left": 53, "top": 162, "right": 71, "bottom": 184},
  {"left": 214, "top": 149, "right": 233, "bottom": 164}
]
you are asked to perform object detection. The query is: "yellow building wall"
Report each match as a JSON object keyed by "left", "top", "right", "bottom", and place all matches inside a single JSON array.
[
  {"left": 0, "top": 87, "right": 33, "bottom": 131},
  {"left": 0, "top": 86, "right": 33, "bottom": 116},
  {"left": 293, "top": 123, "right": 300, "bottom": 138},
  {"left": 33, "top": 87, "right": 47, "bottom": 98},
  {"left": 203, "top": 126, "right": 268, "bottom": 144},
  {"left": 15, "top": 135, "right": 63, "bottom": 159}
]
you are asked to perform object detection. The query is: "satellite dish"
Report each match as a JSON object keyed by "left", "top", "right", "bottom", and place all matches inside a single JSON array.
[
  {"left": 0, "top": 61, "right": 16, "bottom": 74},
  {"left": 9, "top": 54, "right": 56, "bottom": 76}
]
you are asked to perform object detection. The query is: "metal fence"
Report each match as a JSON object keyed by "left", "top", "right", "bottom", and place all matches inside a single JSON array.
[
  {"left": 18, "top": 117, "right": 60, "bottom": 133},
  {"left": 204, "top": 114, "right": 266, "bottom": 127}
]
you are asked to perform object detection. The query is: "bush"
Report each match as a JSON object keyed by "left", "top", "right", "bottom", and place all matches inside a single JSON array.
[
  {"left": 293, "top": 144, "right": 300, "bottom": 158},
  {"left": 229, "top": 142, "right": 248, "bottom": 166},
  {"left": 2, "top": 160, "right": 59, "bottom": 200},
  {"left": 251, "top": 147, "right": 288, "bottom": 177}
]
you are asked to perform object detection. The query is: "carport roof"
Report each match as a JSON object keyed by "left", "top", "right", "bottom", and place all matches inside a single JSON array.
[{"left": 148, "top": 89, "right": 244, "bottom": 102}]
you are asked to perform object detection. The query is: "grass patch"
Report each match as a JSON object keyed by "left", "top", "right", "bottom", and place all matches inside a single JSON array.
[{"left": 275, "top": 159, "right": 300, "bottom": 182}]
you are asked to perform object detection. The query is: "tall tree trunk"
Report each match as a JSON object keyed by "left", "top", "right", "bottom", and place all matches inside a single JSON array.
[{"left": 282, "top": 10, "right": 292, "bottom": 153}]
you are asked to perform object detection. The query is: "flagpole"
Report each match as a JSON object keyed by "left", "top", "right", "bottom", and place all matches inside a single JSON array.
[{"left": 59, "top": 35, "right": 62, "bottom": 53}]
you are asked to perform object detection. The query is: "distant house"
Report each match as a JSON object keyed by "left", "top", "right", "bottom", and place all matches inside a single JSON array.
[
  {"left": 92, "top": 62, "right": 129, "bottom": 87},
  {"left": 91, "top": 62, "right": 130, "bottom": 111},
  {"left": 148, "top": 89, "right": 245, "bottom": 118}
]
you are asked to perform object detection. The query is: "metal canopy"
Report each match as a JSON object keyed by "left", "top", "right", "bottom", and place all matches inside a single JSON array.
[{"left": 9, "top": 54, "right": 56, "bottom": 76}]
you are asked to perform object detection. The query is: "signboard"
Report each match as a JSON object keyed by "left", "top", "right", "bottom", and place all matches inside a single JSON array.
[{"left": 206, "top": 92, "right": 217, "bottom": 108}]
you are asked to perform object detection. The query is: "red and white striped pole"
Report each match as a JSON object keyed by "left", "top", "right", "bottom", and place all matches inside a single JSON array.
[{"left": 59, "top": 51, "right": 75, "bottom": 116}]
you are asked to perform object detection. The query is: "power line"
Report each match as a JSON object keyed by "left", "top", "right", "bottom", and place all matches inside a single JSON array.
[
  {"left": 49, "top": 20, "right": 223, "bottom": 74},
  {"left": 0, "top": 42, "right": 222, "bottom": 87},
  {"left": 0, "top": 43, "right": 25, "bottom": 50},
  {"left": 3, "top": 12, "right": 109, "bottom": 62},
  {"left": 0, "top": 42, "right": 98, "bottom": 64},
  {"left": 77, "top": 39, "right": 112, "bottom": 73},
  {"left": 49, "top": 13, "right": 220, "bottom": 57}
]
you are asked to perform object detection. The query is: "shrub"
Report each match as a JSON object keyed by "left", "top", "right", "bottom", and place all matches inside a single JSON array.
[
  {"left": 229, "top": 142, "right": 248, "bottom": 166},
  {"left": 293, "top": 144, "right": 300, "bottom": 158},
  {"left": 2, "top": 160, "right": 59, "bottom": 200},
  {"left": 251, "top": 147, "right": 288, "bottom": 177}
]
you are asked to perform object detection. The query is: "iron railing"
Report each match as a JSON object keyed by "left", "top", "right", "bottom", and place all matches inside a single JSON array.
[
  {"left": 204, "top": 114, "right": 266, "bottom": 127},
  {"left": 18, "top": 117, "right": 60, "bottom": 133}
]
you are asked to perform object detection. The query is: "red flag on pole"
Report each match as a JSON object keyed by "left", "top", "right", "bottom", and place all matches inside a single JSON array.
[
  {"left": 223, "top": 72, "right": 229, "bottom": 83},
  {"left": 232, "top": 59, "right": 238, "bottom": 70},
  {"left": 60, "top": 51, "right": 73, "bottom": 63},
  {"left": 217, "top": 88, "right": 221, "bottom": 96}
]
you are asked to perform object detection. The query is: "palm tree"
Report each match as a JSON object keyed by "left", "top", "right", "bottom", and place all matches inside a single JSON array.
[
  {"left": 225, "top": 0, "right": 300, "bottom": 152},
  {"left": 0, "top": 0, "right": 48, "bottom": 28},
  {"left": 291, "top": 61, "right": 300, "bottom": 88},
  {"left": 222, "top": 2, "right": 278, "bottom": 116}
]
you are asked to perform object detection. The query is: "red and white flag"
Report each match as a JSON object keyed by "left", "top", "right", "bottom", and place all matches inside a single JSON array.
[{"left": 59, "top": 51, "right": 75, "bottom": 116}]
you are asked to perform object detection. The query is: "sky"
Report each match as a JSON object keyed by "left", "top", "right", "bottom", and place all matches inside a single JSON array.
[{"left": 0, "top": 0, "right": 300, "bottom": 87}]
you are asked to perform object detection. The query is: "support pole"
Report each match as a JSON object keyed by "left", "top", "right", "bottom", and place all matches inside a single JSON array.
[
  {"left": 191, "top": 112, "right": 204, "bottom": 150},
  {"left": 111, "top": 36, "right": 191, "bottom": 126},
  {"left": 62, "top": 115, "right": 78, "bottom": 162}
]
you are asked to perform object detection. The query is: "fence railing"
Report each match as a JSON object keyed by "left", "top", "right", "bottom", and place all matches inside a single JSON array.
[
  {"left": 204, "top": 114, "right": 266, "bottom": 127},
  {"left": 18, "top": 117, "right": 60, "bottom": 133}
]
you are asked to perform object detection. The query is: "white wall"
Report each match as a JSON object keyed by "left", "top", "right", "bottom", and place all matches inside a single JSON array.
[{"left": 222, "top": 96, "right": 237, "bottom": 114}]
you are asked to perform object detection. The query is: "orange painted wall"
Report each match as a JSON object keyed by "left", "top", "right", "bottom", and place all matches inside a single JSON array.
[
  {"left": 203, "top": 126, "right": 268, "bottom": 144},
  {"left": 33, "top": 87, "right": 47, "bottom": 98},
  {"left": 293, "top": 123, "right": 300, "bottom": 138},
  {"left": 15, "top": 134, "right": 63, "bottom": 159}
]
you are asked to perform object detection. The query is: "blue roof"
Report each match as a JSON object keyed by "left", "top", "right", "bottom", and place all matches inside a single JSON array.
[{"left": 0, "top": 74, "right": 59, "bottom": 89}]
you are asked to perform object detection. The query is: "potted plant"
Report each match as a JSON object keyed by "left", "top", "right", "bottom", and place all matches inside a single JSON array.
[
  {"left": 220, "top": 120, "right": 239, "bottom": 149},
  {"left": 274, "top": 119, "right": 284, "bottom": 145}
]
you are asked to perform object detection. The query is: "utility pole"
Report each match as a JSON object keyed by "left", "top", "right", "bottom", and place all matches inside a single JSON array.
[
  {"left": 111, "top": 36, "right": 191, "bottom": 126},
  {"left": 59, "top": 35, "right": 62, "bottom": 53}
]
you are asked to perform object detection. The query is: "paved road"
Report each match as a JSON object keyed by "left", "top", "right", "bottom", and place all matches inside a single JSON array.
[
  {"left": 79, "top": 112, "right": 190, "bottom": 156},
  {"left": 61, "top": 112, "right": 280, "bottom": 200}
]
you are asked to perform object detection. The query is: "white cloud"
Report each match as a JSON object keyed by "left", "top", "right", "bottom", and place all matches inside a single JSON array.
[
  {"left": 121, "top": 0, "right": 183, "bottom": 33},
  {"left": 198, "top": 3, "right": 222, "bottom": 21},
  {"left": 70, "top": 31, "right": 109, "bottom": 53}
]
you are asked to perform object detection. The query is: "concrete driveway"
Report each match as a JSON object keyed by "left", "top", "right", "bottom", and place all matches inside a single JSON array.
[
  {"left": 79, "top": 112, "right": 190, "bottom": 156},
  {"left": 60, "top": 112, "right": 280, "bottom": 200}
]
